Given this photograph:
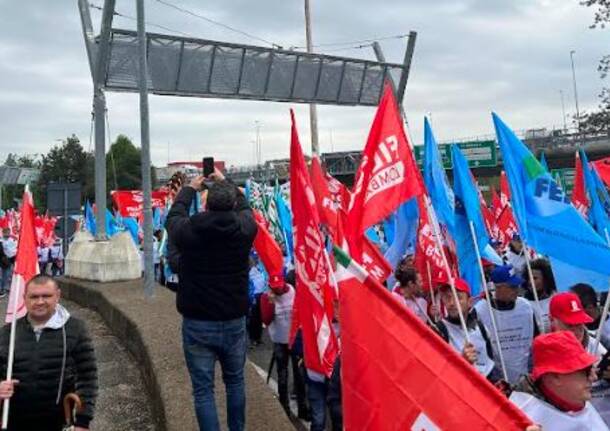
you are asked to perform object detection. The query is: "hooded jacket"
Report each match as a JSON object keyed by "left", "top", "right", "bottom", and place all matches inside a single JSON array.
[
  {"left": 165, "top": 185, "right": 257, "bottom": 321},
  {"left": 0, "top": 305, "right": 97, "bottom": 428}
]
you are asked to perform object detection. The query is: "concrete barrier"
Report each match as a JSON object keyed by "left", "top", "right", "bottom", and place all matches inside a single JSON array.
[{"left": 58, "top": 278, "right": 294, "bottom": 431}]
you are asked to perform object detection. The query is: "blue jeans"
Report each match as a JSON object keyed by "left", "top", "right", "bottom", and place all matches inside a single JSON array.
[
  {"left": 182, "top": 317, "right": 247, "bottom": 431},
  {"left": 1, "top": 264, "right": 12, "bottom": 292}
]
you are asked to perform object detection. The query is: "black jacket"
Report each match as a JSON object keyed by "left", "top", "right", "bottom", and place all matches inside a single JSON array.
[
  {"left": 165, "top": 186, "right": 257, "bottom": 321},
  {"left": 0, "top": 315, "right": 97, "bottom": 428}
]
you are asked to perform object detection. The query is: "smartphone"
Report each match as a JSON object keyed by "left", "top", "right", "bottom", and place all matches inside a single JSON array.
[{"left": 203, "top": 157, "right": 214, "bottom": 177}]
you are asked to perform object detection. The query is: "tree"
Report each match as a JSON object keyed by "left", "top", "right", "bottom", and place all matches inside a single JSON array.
[
  {"left": 106, "top": 134, "right": 157, "bottom": 191},
  {"left": 37, "top": 135, "right": 95, "bottom": 210},
  {"left": 2, "top": 153, "right": 42, "bottom": 209},
  {"left": 579, "top": 0, "right": 610, "bottom": 133}
]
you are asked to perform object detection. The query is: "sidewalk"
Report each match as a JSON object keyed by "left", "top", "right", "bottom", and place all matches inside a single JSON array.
[{"left": 58, "top": 278, "right": 294, "bottom": 431}]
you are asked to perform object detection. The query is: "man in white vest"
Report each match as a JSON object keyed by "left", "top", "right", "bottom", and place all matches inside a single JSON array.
[
  {"left": 259, "top": 271, "right": 307, "bottom": 418},
  {"left": 549, "top": 291, "right": 610, "bottom": 425},
  {"left": 475, "top": 265, "right": 538, "bottom": 385},
  {"left": 435, "top": 278, "right": 503, "bottom": 383},
  {"left": 510, "top": 331, "right": 608, "bottom": 430}
]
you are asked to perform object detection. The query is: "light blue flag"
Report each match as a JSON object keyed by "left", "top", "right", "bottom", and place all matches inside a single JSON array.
[
  {"left": 539, "top": 152, "right": 549, "bottom": 172},
  {"left": 123, "top": 217, "right": 140, "bottom": 245},
  {"left": 105, "top": 209, "right": 119, "bottom": 237},
  {"left": 451, "top": 145, "right": 502, "bottom": 296},
  {"left": 383, "top": 213, "right": 396, "bottom": 248},
  {"left": 581, "top": 149, "right": 610, "bottom": 241},
  {"left": 493, "top": 112, "right": 610, "bottom": 276},
  {"left": 384, "top": 198, "right": 419, "bottom": 289},
  {"left": 424, "top": 118, "right": 455, "bottom": 232},
  {"left": 275, "top": 192, "right": 294, "bottom": 261},
  {"left": 153, "top": 207, "right": 163, "bottom": 232},
  {"left": 551, "top": 257, "right": 609, "bottom": 292},
  {"left": 85, "top": 201, "right": 96, "bottom": 236}
]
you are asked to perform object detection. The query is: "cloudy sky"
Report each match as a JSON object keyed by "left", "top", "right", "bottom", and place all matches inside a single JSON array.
[{"left": 0, "top": 0, "right": 607, "bottom": 168}]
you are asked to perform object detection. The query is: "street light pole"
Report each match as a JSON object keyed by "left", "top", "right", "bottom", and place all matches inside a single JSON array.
[
  {"left": 304, "top": 0, "right": 320, "bottom": 155},
  {"left": 570, "top": 50, "right": 580, "bottom": 130},
  {"left": 559, "top": 90, "right": 567, "bottom": 133}
]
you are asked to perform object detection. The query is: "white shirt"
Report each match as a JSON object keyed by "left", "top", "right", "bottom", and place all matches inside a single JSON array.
[
  {"left": 2, "top": 237, "right": 17, "bottom": 258},
  {"left": 393, "top": 292, "right": 428, "bottom": 323},
  {"left": 510, "top": 391, "right": 609, "bottom": 430}
]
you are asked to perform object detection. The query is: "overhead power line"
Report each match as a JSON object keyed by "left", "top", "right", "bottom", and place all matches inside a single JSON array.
[
  {"left": 290, "top": 33, "right": 410, "bottom": 51},
  {"left": 152, "top": 0, "right": 283, "bottom": 49},
  {"left": 90, "top": 3, "right": 194, "bottom": 37}
]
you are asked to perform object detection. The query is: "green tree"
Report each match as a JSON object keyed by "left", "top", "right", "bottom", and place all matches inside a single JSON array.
[
  {"left": 106, "top": 134, "right": 157, "bottom": 191},
  {"left": 578, "top": 0, "right": 610, "bottom": 133},
  {"left": 37, "top": 135, "right": 95, "bottom": 210},
  {"left": 2, "top": 153, "right": 42, "bottom": 209}
]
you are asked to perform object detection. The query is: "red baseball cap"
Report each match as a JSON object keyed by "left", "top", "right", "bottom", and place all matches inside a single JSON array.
[
  {"left": 531, "top": 331, "right": 597, "bottom": 381},
  {"left": 549, "top": 292, "right": 594, "bottom": 325},
  {"left": 268, "top": 274, "right": 286, "bottom": 292},
  {"left": 439, "top": 278, "right": 470, "bottom": 295}
]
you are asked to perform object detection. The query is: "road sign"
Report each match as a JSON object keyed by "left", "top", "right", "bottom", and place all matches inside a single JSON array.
[
  {"left": 551, "top": 168, "right": 575, "bottom": 195},
  {"left": 413, "top": 140, "right": 497, "bottom": 169}
]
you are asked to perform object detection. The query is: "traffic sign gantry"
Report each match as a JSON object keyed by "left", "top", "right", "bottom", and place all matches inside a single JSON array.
[{"left": 413, "top": 140, "right": 497, "bottom": 169}]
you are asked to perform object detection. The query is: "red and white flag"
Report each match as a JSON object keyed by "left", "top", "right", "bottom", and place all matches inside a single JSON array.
[
  {"left": 6, "top": 187, "right": 39, "bottom": 323},
  {"left": 572, "top": 150, "right": 589, "bottom": 218},
  {"left": 252, "top": 210, "right": 284, "bottom": 287},
  {"left": 347, "top": 84, "right": 423, "bottom": 254},
  {"left": 310, "top": 156, "right": 341, "bottom": 234},
  {"left": 289, "top": 110, "right": 339, "bottom": 377},
  {"left": 333, "top": 246, "right": 533, "bottom": 430}
]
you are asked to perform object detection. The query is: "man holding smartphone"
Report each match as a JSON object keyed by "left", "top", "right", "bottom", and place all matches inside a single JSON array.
[{"left": 165, "top": 165, "right": 257, "bottom": 431}]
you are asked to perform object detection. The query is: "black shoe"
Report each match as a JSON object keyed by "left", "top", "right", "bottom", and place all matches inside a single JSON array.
[
  {"left": 0, "top": 291, "right": 6, "bottom": 298},
  {"left": 297, "top": 407, "right": 311, "bottom": 421}
]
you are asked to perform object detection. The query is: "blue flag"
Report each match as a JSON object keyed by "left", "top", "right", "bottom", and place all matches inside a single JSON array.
[
  {"left": 384, "top": 198, "right": 419, "bottom": 288},
  {"left": 383, "top": 213, "right": 396, "bottom": 248},
  {"left": 539, "top": 151, "right": 548, "bottom": 172},
  {"left": 275, "top": 192, "right": 294, "bottom": 261},
  {"left": 493, "top": 112, "right": 610, "bottom": 276},
  {"left": 123, "top": 217, "right": 140, "bottom": 245},
  {"left": 105, "top": 209, "right": 120, "bottom": 237},
  {"left": 424, "top": 118, "right": 455, "bottom": 232},
  {"left": 85, "top": 201, "right": 96, "bottom": 236},
  {"left": 581, "top": 149, "right": 610, "bottom": 241},
  {"left": 451, "top": 145, "right": 502, "bottom": 296}
]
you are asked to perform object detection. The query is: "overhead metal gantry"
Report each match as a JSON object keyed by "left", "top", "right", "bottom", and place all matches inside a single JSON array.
[{"left": 78, "top": 0, "right": 417, "bottom": 296}]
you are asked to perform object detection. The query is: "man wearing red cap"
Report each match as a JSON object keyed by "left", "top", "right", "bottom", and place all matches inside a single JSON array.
[
  {"left": 549, "top": 292, "right": 610, "bottom": 425},
  {"left": 510, "top": 331, "right": 608, "bottom": 430},
  {"left": 550, "top": 292, "right": 607, "bottom": 356},
  {"left": 435, "top": 279, "right": 502, "bottom": 382}
]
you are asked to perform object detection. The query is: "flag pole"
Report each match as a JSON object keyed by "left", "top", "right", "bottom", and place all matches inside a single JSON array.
[
  {"left": 1, "top": 184, "right": 32, "bottom": 429},
  {"left": 468, "top": 221, "right": 509, "bottom": 382},
  {"left": 522, "top": 241, "right": 545, "bottom": 333},
  {"left": 593, "top": 228, "right": 610, "bottom": 353},
  {"left": 426, "top": 260, "right": 439, "bottom": 322},
  {"left": 424, "top": 195, "right": 470, "bottom": 341}
]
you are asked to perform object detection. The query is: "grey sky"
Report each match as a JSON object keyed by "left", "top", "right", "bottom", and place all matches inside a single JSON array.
[{"left": 0, "top": 0, "right": 607, "bottom": 168}]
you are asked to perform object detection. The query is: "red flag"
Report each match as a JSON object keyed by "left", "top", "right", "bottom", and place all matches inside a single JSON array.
[
  {"left": 500, "top": 171, "right": 511, "bottom": 207},
  {"left": 491, "top": 188, "right": 503, "bottom": 220},
  {"left": 6, "top": 188, "right": 39, "bottom": 323},
  {"left": 252, "top": 210, "right": 284, "bottom": 287},
  {"left": 593, "top": 157, "right": 610, "bottom": 188},
  {"left": 289, "top": 110, "right": 339, "bottom": 377},
  {"left": 347, "top": 84, "right": 422, "bottom": 253},
  {"left": 414, "top": 197, "right": 453, "bottom": 291},
  {"left": 310, "top": 156, "right": 341, "bottom": 234},
  {"left": 112, "top": 189, "right": 169, "bottom": 218},
  {"left": 572, "top": 151, "right": 589, "bottom": 217},
  {"left": 335, "top": 250, "right": 533, "bottom": 430},
  {"left": 360, "top": 236, "right": 393, "bottom": 283}
]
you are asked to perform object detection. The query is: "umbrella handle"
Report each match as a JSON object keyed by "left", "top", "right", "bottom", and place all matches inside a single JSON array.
[{"left": 63, "top": 393, "right": 83, "bottom": 426}]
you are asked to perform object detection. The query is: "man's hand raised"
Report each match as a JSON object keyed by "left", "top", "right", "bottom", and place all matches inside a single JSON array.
[{"left": 189, "top": 175, "right": 206, "bottom": 191}]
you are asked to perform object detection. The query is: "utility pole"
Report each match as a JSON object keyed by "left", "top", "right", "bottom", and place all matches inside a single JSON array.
[
  {"left": 136, "top": 0, "right": 155, "bottom": 297},
  {"left": 304, "top": 0, "right": 319, "bottom": 155},
  {"left": 255, "top": 121, "right": 261, "bottom": 165},
  {"left": 559, "top": 90, "right": 567, "bottom": 133},
  {"left": 570, "top": 50, "right": 580, "bottom": 131}
]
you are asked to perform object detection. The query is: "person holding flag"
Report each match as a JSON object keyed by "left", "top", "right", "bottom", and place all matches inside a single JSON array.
[
  {"left": 523, "top": 258, "right": 557, "bottom": 333},
  {"left": 392, "top": 266, "right": 429, "bottom": 323},
  {"left": 475, "top": 265, "right": 539, "bottom": 384},
  {"left": 435, "top": 278, "right": 503, "bottom": 383},
  {"left": 510, "top": 331, "right": 608, "bottom": 430}
]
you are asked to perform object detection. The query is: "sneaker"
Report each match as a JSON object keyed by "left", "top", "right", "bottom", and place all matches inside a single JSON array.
[{"left": 0, "top": 291, "right": 6, "bottom": 298}]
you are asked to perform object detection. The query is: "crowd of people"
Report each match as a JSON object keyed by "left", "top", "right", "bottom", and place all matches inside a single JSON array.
[{"left": 0, "top": 167, "right": 608, "bottom": 431}]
